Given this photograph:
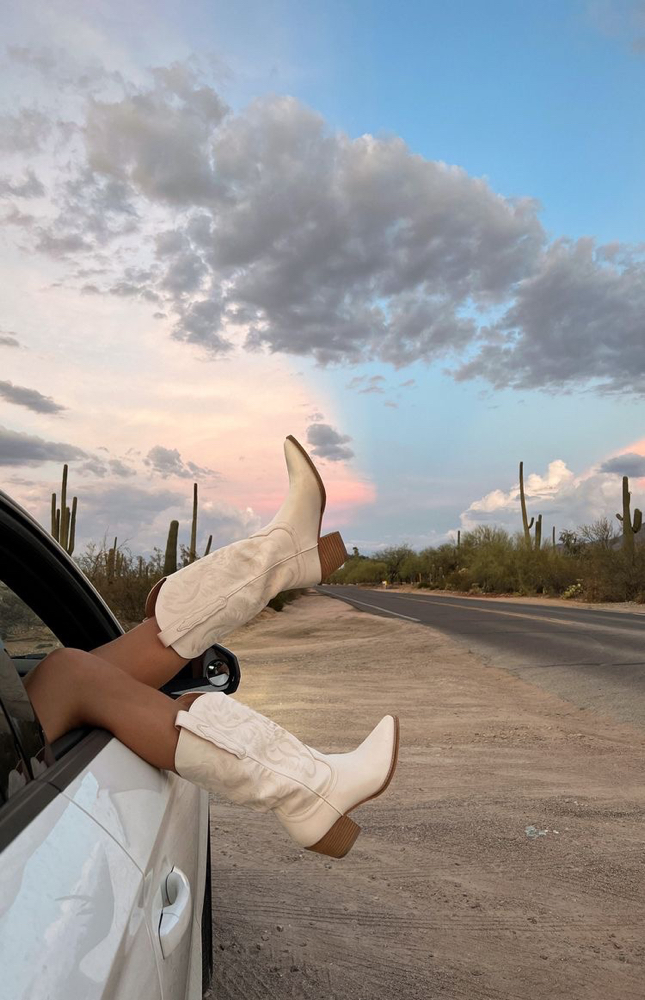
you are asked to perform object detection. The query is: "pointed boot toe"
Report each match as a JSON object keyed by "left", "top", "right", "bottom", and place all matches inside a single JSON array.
[{"left": 298, "top": 714, "right": 400, "bottom": 858}]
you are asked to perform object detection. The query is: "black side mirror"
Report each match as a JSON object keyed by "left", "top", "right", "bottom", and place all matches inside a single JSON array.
[{"left": 200, "top": 643, "right": 241, "bottom": 695}]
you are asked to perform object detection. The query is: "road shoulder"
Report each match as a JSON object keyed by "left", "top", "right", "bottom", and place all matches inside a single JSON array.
[{"left": 208, "top": 593, "right": 645, "bottom": 1000}]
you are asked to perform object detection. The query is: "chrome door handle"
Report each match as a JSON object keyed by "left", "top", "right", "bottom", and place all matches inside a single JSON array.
[{"left": 159, "top": 867, "right": 192, "bottom": 959}]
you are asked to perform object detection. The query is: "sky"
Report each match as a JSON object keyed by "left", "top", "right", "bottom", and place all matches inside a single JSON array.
[{"left": 1, "top": 0, "right": 645, "bottom": 558}]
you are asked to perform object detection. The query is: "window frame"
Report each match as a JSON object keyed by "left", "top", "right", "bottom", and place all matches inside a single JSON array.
[{"left": 0, "top": 489, "right": 121, "bottom": 850}]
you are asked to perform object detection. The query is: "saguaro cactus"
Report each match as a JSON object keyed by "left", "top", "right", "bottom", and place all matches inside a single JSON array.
[
  {"left": 552, "top": 525, "right": 556, "bottom": 548},
  {"left": 106, "top": 536, "right": 118, "bottom": 583},
  {"left": 616, "top": 475, "right": 642, "bottom": 561},
  {"left": 164, "top": 520, "right": 179, "bottom": 576},
  {"left": 189, "top": 483, "right": 198, "bottom": 563},
  {"left": 535, "top": 513, "right": 542, "bottom": 550},
  {"left": 51, "top": 463, "right": 77, "bottom": 555},
  {"left": 188, "top": 482, "right": 213, "bottom": 563},
  {"left": 519, "top": 461, "right": 534, "bottom": 549}
]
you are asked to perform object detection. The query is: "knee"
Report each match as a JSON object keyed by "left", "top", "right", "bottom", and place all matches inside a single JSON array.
[{"left": 36, "top": 647, "right": 91, "bottom": 686}]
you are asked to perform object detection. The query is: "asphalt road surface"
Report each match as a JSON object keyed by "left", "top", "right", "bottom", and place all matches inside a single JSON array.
[{"left": 319, "top": 586, "right": 645, "bottom": 730}]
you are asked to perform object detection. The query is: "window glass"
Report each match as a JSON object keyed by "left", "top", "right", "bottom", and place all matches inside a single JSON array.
[
  {"left": 0, "top": 580, "right": 56, "bottom": 779},
  {"left": 0, "top": 580, "right": 62, "bottom": 661}
]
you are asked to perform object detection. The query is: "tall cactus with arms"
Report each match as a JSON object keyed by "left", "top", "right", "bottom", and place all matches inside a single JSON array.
[
  {"left": 51, "top": 463, "right": 77, "bottom": 555},
  {"left": 519, "top": 462, "right": 534, "bottom": 549},
  {"left": 616, "top": 475, "right": 642, "bottom": 561}
]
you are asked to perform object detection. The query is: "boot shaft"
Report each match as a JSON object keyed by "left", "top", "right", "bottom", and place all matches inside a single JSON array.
[{"left": 174, "top": 692, "right": 335, "bottom": 814}]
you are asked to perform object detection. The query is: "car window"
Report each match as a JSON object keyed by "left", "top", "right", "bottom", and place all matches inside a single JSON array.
[
  {"left": 0, "top": 580, "right": 58, "bottom": 788},
  {"left": 0, "top": 579, "right": 62, "bottom": 662}
]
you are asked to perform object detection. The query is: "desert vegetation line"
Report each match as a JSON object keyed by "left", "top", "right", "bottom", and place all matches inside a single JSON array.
[{"left": 44, "top": 462, "right": 645, "bottom": 615}]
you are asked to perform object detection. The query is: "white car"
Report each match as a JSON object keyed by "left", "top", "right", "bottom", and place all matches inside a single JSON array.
[{"left": 0, "top": 489, "right": 238, "bottom": 999}]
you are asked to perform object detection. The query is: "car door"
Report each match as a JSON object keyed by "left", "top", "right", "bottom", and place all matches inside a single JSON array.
[
  {"left": 0, "top": 489, "right": 212, "bottom": 1000},
  {"left": 0, "top": 638, "right": 165, "bottom": 1000}
]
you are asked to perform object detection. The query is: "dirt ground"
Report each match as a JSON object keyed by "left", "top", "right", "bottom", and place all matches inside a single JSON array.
[{"left": 204, "top": 592, "right": 645, "bottom": 1000}]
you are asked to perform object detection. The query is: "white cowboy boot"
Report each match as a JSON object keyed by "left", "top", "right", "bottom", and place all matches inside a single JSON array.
[
  {"left": 174, "top": 693, "right": 399, "bottom": 858},
  {"left": 145, "top": 435, "right": 347, "bottom": 660}
]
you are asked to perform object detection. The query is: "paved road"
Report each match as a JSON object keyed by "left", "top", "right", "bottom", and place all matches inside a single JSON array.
[{"left": 319, "top": 586, "right": 645, "bottom": 729}]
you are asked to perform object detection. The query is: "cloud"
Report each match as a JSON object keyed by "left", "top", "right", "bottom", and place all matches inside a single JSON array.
[
  {"left": 77, "top": 457, "right": 110, "bottom": 477},
  {"left": 109, "top": 458, "right": 137, "bottom": 478},
  {"left": 0, "top": 332, "right": 21, "bottom": 348},
  {"left": 347, "top": 374, "right": 387, "bottom": 394},
  {"left": 34, "top": 229, "right": 93, "bottom": 258},
  {"left": 72, "top": 483, "right": 261, "bottom": 557},
  {"left": 74, "top": 455, "right": 137, "bottom": 479},
  {"left": 85, "top": 61, "right": 228, "bottom": 205},
  {"left": 2, "top": 206, "right": 35, "bottom": 227},
  {"left": 5, "top": 54, "right": 645, "bottom": 394},
  {"left": 0, "top": 425, "right": 88, "bottom": 466},
  {"left": 0, "top": 169, "right": 45, "bottom": 198},
  {"left": 451, "top": 238, "right": 645, "bottom": 394},
  {"left": 305, "top": 422, "right": 354, "bottom": 461},
  {"left": 143, "top": 444, "right": 219, "bottom": 479},
  {"left": 384, "top": 400, "right": 398, "bottom": 408},
  {"left": 598, "top": 452, "right": 645, "bottom": 478},
  {"left": 7, "top": 44, "right": 126, "bottom": 93},
  {"left": 196, "top": 499, "right": 262, "bottom": 548},
  {"left": 460, "top": 456, "right": 644, "bottom": 535},
  {"left": 72, "top": 481, "right": 187, "bottom": 552},
  {"left": 0, "top": 108, "right": 52, "bottom": 153},
  {"left": 399, "top": 378, "right": 416, "bottom": 388},
  {"left": 0, "top": 380, "right": 66, "bottom": 414},
  {"left": 358, "top": 375, "right": 386, "bottom": 395}
]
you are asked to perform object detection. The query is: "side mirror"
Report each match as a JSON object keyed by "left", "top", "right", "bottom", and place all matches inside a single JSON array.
[{"left": 200, "top": 643, "right": 241, "bottom": 695}]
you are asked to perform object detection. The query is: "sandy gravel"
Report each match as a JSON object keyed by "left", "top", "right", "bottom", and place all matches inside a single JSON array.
[{"left": 205, "top": 592, "right": 645, "bottom": 1000}]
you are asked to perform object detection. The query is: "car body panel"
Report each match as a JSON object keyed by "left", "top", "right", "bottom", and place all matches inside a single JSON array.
[
  {"left": 0, "top": 786, "right": 163, "bottom": 1000},
  {"left": 57, "top": 737, "right": 208, "bottom": 999},
  {"left": 0, "top": 488, "right": 212, "bottom": 999}
]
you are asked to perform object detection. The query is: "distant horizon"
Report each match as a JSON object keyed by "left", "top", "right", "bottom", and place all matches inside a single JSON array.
[{"left": 23, "top": 459, "right": 642, "bottom": 564}]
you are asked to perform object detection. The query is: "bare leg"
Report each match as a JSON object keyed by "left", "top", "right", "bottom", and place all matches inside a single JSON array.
[
  {"left": 25, "top": 647, "right": 198, "bottom": 770},
  {"left": 90, "top": 616, "right": 193, "bottom": 688}
]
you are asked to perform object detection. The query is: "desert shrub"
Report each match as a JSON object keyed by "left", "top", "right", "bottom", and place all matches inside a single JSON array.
[
  {"left": 74, "top": 538, "right": 163, "bottom": 623},
  {"left": 328, "top": 554, "right": 364, "bottom": 584},
  {"left": 536, "top": 549, "right": 579, "bottom": 595},
  {"left": 514, "top": 548, "right": 551, "bottom": 594},
  {"left": 460, "top": 525, "right": 512, "bottom": 551},
  {"left": 327, "top": 555, "right": 383, "bottom": 585},
  {"left": 379, "top": 545, "right": 415, "bottom": 583},
  {"left": 399, "top": 552, "right": 425, "bottom": 583},
  {"left": 578, "top": 516, "right": 619, "bottom": 548},
  {"left": 423, "top": 543, "right": 461, "bottom": 588},
  {"left": 343, "top": 559, "right": 389, "bottom": 585},
  {"left": 460, "top": 527, "right": 519, "bottom": 593},
  {"left": 444, "top": 566, "right": 475, "bottom": 591}
]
